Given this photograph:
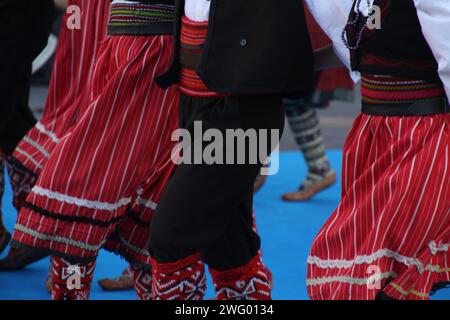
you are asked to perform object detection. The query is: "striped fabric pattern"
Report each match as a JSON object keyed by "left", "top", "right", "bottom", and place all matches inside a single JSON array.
[
  {"left": 179, "top": 16, "right": 222, "bottom": 97},
  {"left": 108, "top": 2, "right": 175, "bottom": 27},
  {"left": 12, "top": 35, "right": 180, "bottom": 267},
  {"left": 361, "top": 75, "right": 446, "bottom": 105},
  {"left": 307, "top": 109, "right": 450, "bottom": 299},
  {"left": 11, "top": 0, "right": 110, "bottom": 181}
]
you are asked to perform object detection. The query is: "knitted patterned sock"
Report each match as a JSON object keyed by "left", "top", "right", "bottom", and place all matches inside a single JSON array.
[
  {"left": 284, "top": 99, "right": 333, "bottom": 188},
  {"left": 131, "top": 264, "right": 153, "bottom": 300},
  {"left": 50, "top": 256, "right": 96, "bottom": 300},
  {"left": 210, "top": 255, "right": 272, "bottom": 300},
  {"left": 152, "top": 253, "right": 206, "bottom": 300}
]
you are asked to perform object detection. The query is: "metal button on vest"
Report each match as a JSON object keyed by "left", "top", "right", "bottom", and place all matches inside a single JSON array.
[{"left": 240, "top": 39, "right": 247, "bottom": 47}]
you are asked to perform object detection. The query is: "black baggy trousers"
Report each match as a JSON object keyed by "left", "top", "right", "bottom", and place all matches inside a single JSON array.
[
  {"left": 150, "top": 94, "right": 285, "bottom": 271},
  {"left": 0, "top": 0, "right": 54, "bottom": 154}
]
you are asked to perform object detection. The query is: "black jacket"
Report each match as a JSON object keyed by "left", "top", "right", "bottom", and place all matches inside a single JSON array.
[
  {"left": 349, "top": 0, "right": 439, "bottom": 82},
  {"left": 156, "top": 0, "right": 314, "bottom": 97}
]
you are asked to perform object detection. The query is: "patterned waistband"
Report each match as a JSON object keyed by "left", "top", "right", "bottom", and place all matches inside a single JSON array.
[
  {"left": 179, "top": 16, "right": 223, "bottom": 97},
  {"left": 108, "top": 3, "right": 175, "bottom": 36},
  {"left": 361, "top": 75, "right": 446, "bottom": 105}
]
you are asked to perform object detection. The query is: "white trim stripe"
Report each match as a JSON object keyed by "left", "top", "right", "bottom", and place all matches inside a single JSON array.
[
  {"left": 23, "top": 136, "right": 50, "bottom": 158},
  {"left": 118, "top": 234, "right": 150, "bottom": 256},
  {"left": 136, "top": 197, "right": 158, "bottom": 210},
  {"left": 15, "top": 223, "right": 105, "bottom": 252},
  {"left": 308, "top": 262, "right": 449, "bottom": 287},
  {"left": 307, "top": 248, "right": 424, "bottom": 270},
  {"left": 307, "top": 272, "right": 397, "bottom": 287},
  {"left": 15, "top": 148, "right": 43, "bottom": 170},
  {"left": 35, "top": 122, "right": 60, "bottom": 143},
  {"left": 429, "top": 241, "right": 450, "bottom": 255},
  {"left": 32, "top": 186, "right": 132, "bottom": 211}
]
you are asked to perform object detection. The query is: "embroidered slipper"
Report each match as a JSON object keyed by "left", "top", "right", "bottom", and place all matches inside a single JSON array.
[
  {"left": 282, "top": 171, "right": 337, "bottom": 202},
  {"left": 98, "top": 267, "right": 134, "bottom": 291}
]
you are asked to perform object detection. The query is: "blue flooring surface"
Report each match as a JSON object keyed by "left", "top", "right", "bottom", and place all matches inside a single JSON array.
[{"left": 0, "top": 151, "right": 449, "bottom": 300}]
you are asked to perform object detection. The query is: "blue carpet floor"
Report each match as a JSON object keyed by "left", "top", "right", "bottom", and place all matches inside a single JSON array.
[{"left": 0, "top": 151, "right": 448, "bottom": 300}]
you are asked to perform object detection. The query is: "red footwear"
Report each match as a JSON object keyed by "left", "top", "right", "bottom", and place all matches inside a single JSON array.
[
  {"left": 131, "top": 265, "right": 153, "bottom": 300},
  {"left": 263, "top": 264, "right": 274, "bottom": 289},
  {"left": 210, "top": 255, "right": 272, "bottom": 300},
  {"left": 152, "top": 253, "right": 206, "bottom": 300},
  {"left": 50, "top": 256, "right": 96, "bottom": 300},
  {"left": 5, "top": 158, "right": 38, "bottom": 211}
]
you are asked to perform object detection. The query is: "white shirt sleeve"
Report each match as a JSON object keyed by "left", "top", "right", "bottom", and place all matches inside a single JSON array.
[
  {"left": 184, "top": 0, "right": 211, "bottom": 22},
  {"left": 413, "top": 0, "right": 450, "bottom": 100}
]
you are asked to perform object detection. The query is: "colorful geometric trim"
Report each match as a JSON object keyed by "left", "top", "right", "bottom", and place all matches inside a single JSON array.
[
  {"left": 179, "top": 16, "right": 223, "bottom": 97},
  {"left": 109, "top": 3, "right": 175, "bottom": 26},
  {"left": 361, "top": 75, "right": 445, "bottom": 105}
]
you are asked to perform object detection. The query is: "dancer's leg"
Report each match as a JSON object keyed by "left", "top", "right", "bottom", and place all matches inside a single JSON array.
[
  {"left": 151, "top": 95, "right": 284, "bottom": 300},
  {"left": 282, "top": 99, "right": 336, "bottom": 201}
]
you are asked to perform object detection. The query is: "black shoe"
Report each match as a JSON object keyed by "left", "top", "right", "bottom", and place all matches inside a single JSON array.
[{"left": 0, "top": 246, "right": 48, "bottom": 271}]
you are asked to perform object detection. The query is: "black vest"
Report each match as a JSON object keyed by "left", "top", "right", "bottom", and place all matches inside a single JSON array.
[
  {"left": 156, "top": 0, "right": 314, "bottom": 97},
  {"left": 348, "top": 0, "right": 440, "bottom": 81}
]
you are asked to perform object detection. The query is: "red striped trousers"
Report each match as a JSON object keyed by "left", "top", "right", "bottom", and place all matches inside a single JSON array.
[
  {"left": 12, "top": 35, "right": 180, "bottom": 267},
  {"left": 307, "top": 114, "right": 450, "bottom": 300},
  {"left": 8, "top": 0, "right": 110, "bottom": 210}
]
